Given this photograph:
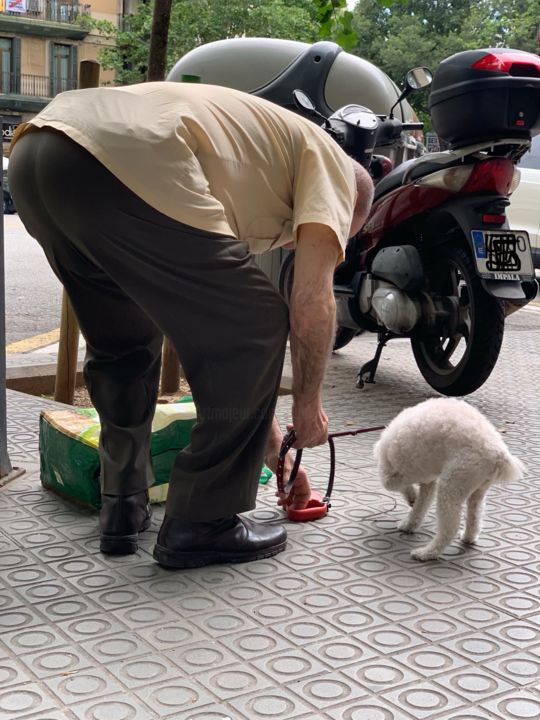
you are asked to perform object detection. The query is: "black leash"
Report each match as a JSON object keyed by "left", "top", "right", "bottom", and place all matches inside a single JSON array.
[{"left": 276, "top": 425, "right": 385, "bottom": 521}]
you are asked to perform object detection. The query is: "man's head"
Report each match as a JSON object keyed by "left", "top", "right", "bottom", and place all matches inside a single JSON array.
[{"left": 349, "top": 159, "right": 374, "bottom": 238}]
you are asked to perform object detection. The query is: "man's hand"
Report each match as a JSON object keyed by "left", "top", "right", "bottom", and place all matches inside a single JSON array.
[{"left": 265, "top": 416, "right": 313, "bottom": 510}]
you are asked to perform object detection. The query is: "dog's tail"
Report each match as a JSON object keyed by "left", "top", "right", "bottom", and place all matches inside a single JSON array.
[{"left": 495, "top": 450, "right": 526, "bottom": 485}]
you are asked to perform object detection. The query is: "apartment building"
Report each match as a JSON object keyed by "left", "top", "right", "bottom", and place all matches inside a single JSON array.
[{"left": 0, "top": 0, "right": 133, "bottom": 149}]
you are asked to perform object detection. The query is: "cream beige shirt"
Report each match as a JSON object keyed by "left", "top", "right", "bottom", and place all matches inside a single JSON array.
[{"left": 13, "top": 82, "right": 356, "bottom": 255}]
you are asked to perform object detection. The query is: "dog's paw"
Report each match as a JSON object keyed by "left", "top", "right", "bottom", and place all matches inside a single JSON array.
[
  {"left": 398, "top": 520, "right": 416, "bottom": 533},
  {"left": 410, "top": 546, "right": 440, "bottom": 562},
  {"left": 461, "top": 532, "right": 478, "bottom": 546}
]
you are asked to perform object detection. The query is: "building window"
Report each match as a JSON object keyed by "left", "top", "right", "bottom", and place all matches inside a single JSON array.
[
  {"left": 50, "top": 43, "right": 77, "bottom": 96},
  {"left": 0, "top": 39, "right": 12, "bottom": 94}
]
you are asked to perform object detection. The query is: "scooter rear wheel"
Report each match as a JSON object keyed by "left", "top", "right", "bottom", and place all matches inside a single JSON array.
[{"left": 411, "top": 244, "right": 504, "bottom": 396}]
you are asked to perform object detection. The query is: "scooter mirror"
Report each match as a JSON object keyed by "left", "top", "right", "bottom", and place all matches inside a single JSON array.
[
  {"left": 292, "top": 89, "right": 329, "bottom": 126},
  {"left": 293, "top": 89, "right": 317, "bottom": 114},
  {"left": 406, "top": 67, "right": 433, "bottom": 90}
]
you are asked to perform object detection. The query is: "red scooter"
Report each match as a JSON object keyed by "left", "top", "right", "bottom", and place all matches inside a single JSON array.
[{"left": 277, "top": 48, "right": 540, "bottom": 396}]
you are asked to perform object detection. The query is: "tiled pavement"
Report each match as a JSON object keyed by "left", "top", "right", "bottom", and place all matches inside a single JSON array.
[{"left": 2, "top": 307, "right": 540, "bottom": 719}]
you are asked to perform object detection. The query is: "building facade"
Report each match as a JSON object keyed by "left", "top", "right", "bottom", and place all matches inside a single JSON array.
[{"left": 0, "top": 0, "right": 128, "bottom": 151}]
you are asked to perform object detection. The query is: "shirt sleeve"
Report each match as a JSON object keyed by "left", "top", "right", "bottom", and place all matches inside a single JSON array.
[{"left": 291, "top": 130, "right": 357, "bottom": 254}]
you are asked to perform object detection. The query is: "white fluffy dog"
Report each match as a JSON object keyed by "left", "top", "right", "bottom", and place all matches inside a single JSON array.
[{"left": 373, "top": 398, "right": 525, "bottom": 561}]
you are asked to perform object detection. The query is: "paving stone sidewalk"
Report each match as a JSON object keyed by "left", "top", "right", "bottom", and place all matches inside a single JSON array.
[{"left": 2, "top": 308, "right": 540, "bottom": 720}]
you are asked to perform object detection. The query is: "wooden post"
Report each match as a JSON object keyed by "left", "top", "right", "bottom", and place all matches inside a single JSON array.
[
  {"left": 146, "top": 0, "right": 181, "bottom": 394},
  {"left": 54, "top": 60, "right": 100, "bottom": 403}
]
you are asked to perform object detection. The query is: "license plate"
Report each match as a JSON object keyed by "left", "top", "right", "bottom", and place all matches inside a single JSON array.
[{"left": 471, "top": 230, "right": 535, "bottom": 280}]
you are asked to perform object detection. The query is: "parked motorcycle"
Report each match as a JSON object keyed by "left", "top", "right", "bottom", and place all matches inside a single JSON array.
[{"left": 278, "top": 48, "right": 540, "bottom": 396}]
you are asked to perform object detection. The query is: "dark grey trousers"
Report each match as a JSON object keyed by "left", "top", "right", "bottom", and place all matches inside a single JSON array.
[{"left": 8, "top": 129, "right": 289, "bottom": 521}]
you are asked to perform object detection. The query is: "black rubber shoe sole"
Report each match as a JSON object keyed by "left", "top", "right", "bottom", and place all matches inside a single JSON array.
[
  {"left": 100, "top": 513, "right": 152, "bottom": 555},
  {"left": 153, "top": 539, "right": 287, "bottom": 569}
]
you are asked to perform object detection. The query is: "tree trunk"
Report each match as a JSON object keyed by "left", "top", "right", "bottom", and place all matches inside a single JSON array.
[
  {"left": 147, "top": 0, "right": 181, "bottom": 394},
  {"left": 147, "top": 0, "right": 173, "bottom": 82}
]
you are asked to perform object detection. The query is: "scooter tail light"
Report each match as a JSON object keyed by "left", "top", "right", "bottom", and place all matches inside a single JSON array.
[
  {"left": 415, "top": 166, "right": 474, "bottom": 192},
  {"left": 471, "top": 51, "right": 540, "bottom": 75},
  {"left": 461, "top": 158, "right": 516, "bottom": 195}
]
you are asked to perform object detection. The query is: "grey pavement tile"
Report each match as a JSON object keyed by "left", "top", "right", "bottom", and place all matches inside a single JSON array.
[
  {"left": 33, "top": 594, "right": 104, "bottom": 622},
  {"left": 392, "top": 645, "right": 468, "bottom": 679},
  {"left": 381, "top": 681, "right": 467, "bottom": 718},
  {"left": 220, "top": 626, "right": 295, "bottom": 660},
  {"left": 47, "top": 555, "right": 110, "bottom": 578},
  {"left": 136, "top": 619, "right": 211, "bottom": 652},
  {"left": 304, "top": 636, "right": 378, "bottom": 669},
  {"left": 106, "top": 653, "right": 184, "bottom": 689},
  {"left": 443, "top": 600, "right": 515, "bottom": 629},
  {"left": 18, "top": 645, "right": 95, "bottom": 680},
  {"left": 399, "top": 613, "right": 478, "bottom": 644},
  {"left": 325, "top": 697, "right": 416, "bottom": 719},
  {"left": 484, "top": 651, "right": 540, "bottom": 687},
  {"left": 289, "top": 671, "right": 370, "bottom": 709},
  {"left": 44, "top": 667, "right": 125, "bottom": 706},
  {"left": 0, "top": 533, "right": 19, "bottom": 553},
  {"left": 70, "top": 694, "right": 155, "bottom": 720},
  {"left": 0, "top": 658, "right": 33, "bottom": 688},
  {"left": 433, "top": 666, "right": 515, "bottom": 704},
  {"left": 481, "top": 689, "right": 540, "bottom": 719},
  {"left": 239, "top": 596, "right": 311, "bottom": 626},
  {"left": 341, "top": 657, "right": 422, "bottom": 694},
  {"left": 195, "top": 661, "right": 275, "bottom": 701},
  {"left": 164, "top": 640, "right": 240, "bottom": 675},
  {"left": 252, "top": 647, "right": 331, "bottom": 684},
  {"left": 1, "top": 624, "right": 70, "bottom": 655},
  {"left": 66, "top": 570, "right": 136, "bottom": 595},
  {"left": 188, "top": 607, "right": 261, "bottom": 639},
  {"left": 13, "top": 578, "right": 77, "bottom": 606},
  {"left": 485, "top": 619, "right": 540, "bottom": 649},
  {"left": 29, "top": 541, "right": 86, "bottom": 564},
  {"left": 0, "top": 585, "right": 24, "bottom": 612},
  {"left": 111, "top": 601, "right": 180, "bottom": 630},
  {"left": 80, "top": 631, "right": 156, "bottom": 664},
  {"left": 0, "top": 605, "right": 49, "bottom": 633},
  {"left": 0, "top": 682, "right": 59, "bottom": 720},
  {"left": 152, "top": 704, "right": 249, "bottom": 720},
  {"left": 164, "top": 589, "right": 232, "bottom": 618},
  {"left": 134, "top": 679, "right": 216, "bottom": 717},
  {"left": 226, "top": 687, "right": 315, "bottom": 719},
  {"left": 485, "top": 590, "right": 540, "bottom": 618},
  {"left": 440, "top": 633, "right": 517, "bottom": 664},
  {"left": 56, "top": 614, "right": 129, "bottom": 644},
  {"left": 353, "top": 624, "right": 427, "bottom": 656},
  {"left": 86, "top": 583, "right": 156, "bottom": 611}
]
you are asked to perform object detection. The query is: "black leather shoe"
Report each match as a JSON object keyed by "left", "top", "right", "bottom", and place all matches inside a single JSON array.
[
  {"left": 153, "top": 514, "right": 287, "bottom": 568},
  {"left": 99, "top": 490, "right": 152, "bottom": 555}
]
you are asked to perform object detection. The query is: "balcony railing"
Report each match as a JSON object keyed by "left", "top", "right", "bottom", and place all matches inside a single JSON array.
[
  {"left": 0, "top": 72, "right": 77, "bottom": 97},
  {"left": 2, "top": 1, "right": 91, "bottom": 24}
]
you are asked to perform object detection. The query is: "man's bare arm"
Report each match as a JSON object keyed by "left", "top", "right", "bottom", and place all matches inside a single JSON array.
[{"left": 289, "top": 222, "right": 341, "bottom": 448}]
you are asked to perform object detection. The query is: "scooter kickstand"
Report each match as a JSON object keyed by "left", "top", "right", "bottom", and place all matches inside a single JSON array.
[{"left": 356, "top": 331, "right": 391, "bottom": 389}]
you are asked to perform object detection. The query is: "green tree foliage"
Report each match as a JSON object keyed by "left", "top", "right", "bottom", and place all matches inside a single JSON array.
[
  {"left": 80, "top": 0, "right": 319, "bottom": 85},
  {"left": 350, "top": 0, "right": 539, "bottom": 124},
  {"left": 312, "top": 0, "right": 357, "bottom": 50}
]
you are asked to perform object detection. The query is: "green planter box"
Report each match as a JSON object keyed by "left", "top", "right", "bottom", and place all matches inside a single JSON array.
[{"left": 39, "top": 397, "right": 273, "bottom": 510}]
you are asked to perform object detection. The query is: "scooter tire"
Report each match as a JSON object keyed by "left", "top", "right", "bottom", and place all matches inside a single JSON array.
[{"left": 411, "top": 244, "right": 504, "bottom": 396}]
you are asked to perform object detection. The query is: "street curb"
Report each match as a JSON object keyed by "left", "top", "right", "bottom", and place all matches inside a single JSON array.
[
  {"left": 6, "top": 361, "right": 293, "bottom": 397},
  {"left": 6, "top": 361, "right": 85, "bottom": 395}
]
